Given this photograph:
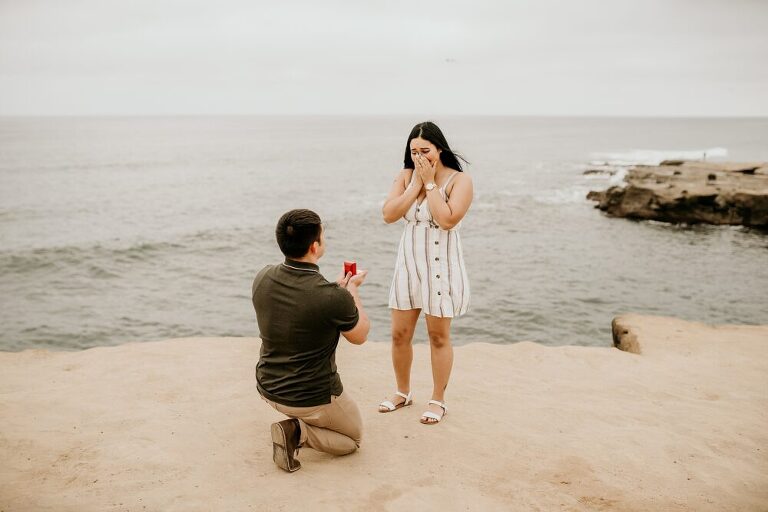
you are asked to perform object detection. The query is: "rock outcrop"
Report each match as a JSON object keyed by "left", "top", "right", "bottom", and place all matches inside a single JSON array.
[
  {"left": 587, "top": 161, "right": 768, "bottom": 228},
  {"left": 611, "top": 316, "right": 641, "bottom": 354}
]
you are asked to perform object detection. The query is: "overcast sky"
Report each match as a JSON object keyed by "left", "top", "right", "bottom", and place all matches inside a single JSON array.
[{"left": 0, "top": 0, "right": 766, "bottom": 116}]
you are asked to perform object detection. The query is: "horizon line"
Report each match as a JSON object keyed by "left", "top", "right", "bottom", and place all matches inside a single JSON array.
[{"left": 1, "top": 113, "right": 767, "bottom": 120}]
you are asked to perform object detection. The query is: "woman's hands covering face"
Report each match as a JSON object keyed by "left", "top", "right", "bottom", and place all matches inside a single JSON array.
[{"left": 413, "top": 152, "right": 437, "bottom": 184}]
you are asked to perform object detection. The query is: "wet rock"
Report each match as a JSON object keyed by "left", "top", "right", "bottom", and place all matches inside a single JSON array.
[
  {"left": 587, "top": 161, "right": 768, "bottom": 228},
  {"left": 612, "top": 317, "right": 641, "bottom": 354},
  {"left": 583, "top": 165, "right": 619, "bottom": 176}
]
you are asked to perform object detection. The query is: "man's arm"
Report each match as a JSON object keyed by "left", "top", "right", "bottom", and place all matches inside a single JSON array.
[{"left": 339, "top": 270, "right": 370, "bottom": 345}]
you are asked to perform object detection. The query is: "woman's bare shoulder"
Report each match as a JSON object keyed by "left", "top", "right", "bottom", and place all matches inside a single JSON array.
[
  {"left": 446, "top": 170, "right": 471, "bottom": 191},
  {"left": 395, "top": 168, "right": 413, "bottom": 182},
  {"left": 454, "top": 170, "right": 471, "bottom": 181}
]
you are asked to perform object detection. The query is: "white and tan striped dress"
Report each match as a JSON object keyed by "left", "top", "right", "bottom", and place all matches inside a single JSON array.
[{"left": 388, "top": 171, "right": 470, "bottom": 317}]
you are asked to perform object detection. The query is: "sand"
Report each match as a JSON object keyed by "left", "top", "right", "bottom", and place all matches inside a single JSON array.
[{"left": 1, "top": 314, "right": 766, "bottom": 511}]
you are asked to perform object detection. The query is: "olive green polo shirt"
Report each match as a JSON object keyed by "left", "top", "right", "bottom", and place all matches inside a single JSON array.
[{"left": 252, "top": 258, "right": 359, "bottom": 407}]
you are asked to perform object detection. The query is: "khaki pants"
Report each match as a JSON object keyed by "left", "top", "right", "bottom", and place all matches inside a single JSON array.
[{"left": 261, "top": 392, "right": 363, "bottom": 456}]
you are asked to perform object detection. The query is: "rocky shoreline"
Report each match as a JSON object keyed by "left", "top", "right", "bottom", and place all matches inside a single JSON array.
[{"left": 586, "top": 161, "right": 768, "bottom": 228}]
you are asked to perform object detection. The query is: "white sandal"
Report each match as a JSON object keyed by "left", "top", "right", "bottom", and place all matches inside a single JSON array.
[
  {"left": 420, "top": 400, "right": 447, "bottom": 424},
  {"left": 378, "top": 391, "right": 413, "bottom": 413}
]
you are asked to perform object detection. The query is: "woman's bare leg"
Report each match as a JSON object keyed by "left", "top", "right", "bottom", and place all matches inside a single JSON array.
[
  {"left": 423, "top": 315, "right": 453, "bottom": 422},
  {"left": 379, "top": 309, "right": 420, "bottom": 410}
]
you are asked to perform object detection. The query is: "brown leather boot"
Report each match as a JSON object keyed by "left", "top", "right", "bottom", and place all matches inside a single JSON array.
[{"left": 270, "top": 419, "right": 302, "bottom": 472}]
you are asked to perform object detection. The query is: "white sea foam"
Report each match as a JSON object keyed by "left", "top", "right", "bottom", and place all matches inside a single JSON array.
[
  {"left": 579, "top": 166, "right": 629, "bottom": 188},
  {"left": 534, "top": 186, "right": 593, "bottom": 205},
  {"left": 589, "top": 147, "right": 728, "bottom": 167},
  {"left": 608, "top": 168, "right": 629, "bottom": 187}
]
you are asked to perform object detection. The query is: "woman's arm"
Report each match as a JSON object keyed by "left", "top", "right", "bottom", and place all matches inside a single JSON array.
[
  {"left": 382, "top": 169, "right": 423, "bottom": 224},
  {"left": 425, "top": 173, "right": 473, "bottom": 230}
]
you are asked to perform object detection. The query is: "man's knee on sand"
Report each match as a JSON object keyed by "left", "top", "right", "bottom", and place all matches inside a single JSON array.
[
  {"left": 296, "top": 415, "right": 363, "bottom": 455},
  {"left": 336, "top": 439, "right": 360, "bottom": 456},
  {"left": 309, "top": 429, "right": 361, "bottom": 456},
  {"left": 338, "top": 429, "right": 363, "bottom": 455},
  {"left": 347, "top": 423, "right": 363, "bottom": 446}
]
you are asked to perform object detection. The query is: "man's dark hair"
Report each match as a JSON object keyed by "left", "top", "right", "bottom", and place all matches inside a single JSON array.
[{"left": 275, "top": 209, "right": 322, "bottom": 258}]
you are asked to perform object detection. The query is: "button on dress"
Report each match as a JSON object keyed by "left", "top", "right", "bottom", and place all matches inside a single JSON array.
[{"left": 388, "top": 171, "right": 470, "bottom": 317}]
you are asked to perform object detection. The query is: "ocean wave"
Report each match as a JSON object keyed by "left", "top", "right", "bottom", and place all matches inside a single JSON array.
[
  {"left": 0, "top": 240, "right": 187, "bottom": 275},
  {"left": 589, "top": 147, "right": 728, "bottom": 167},
  {"left": 2, "top": 158, "right": 181, "bottom": 174},
  {"left": 112, "top": 241, "right": 185, "bottom": 260},
  {"left": 533, "top": 186, "right": 594, "bottom": 205}
]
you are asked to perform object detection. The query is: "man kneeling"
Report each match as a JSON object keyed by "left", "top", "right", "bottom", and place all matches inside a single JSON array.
[{"left": 252, "top": 209, "right": 370, "bottom": 472}]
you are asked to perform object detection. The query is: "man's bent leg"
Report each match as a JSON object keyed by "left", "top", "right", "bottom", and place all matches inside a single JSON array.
[
  {"left": 264, "top": 393, "right": 363, "bottom": 456},
  {"left": 303, "top": 393, "right": 363, "bottom": 455}
]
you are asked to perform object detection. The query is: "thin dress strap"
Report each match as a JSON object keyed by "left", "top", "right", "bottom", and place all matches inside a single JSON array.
[{"left": 440, "top": 171, "right": 460, "bottom": 198}]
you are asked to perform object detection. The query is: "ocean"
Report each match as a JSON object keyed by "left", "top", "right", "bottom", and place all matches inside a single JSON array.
[{"left": 1, "top": 116, "right": 767, "bottom": 351}]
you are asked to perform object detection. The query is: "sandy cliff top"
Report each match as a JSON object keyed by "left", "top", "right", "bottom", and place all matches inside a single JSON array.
[{"left": 1, "top": 315, "right": 767, "bottom": 511}]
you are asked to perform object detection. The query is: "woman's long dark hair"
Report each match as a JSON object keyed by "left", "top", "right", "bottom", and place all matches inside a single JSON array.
[{"left": 403, "top": 121, "right": 467, "bottom": 172}]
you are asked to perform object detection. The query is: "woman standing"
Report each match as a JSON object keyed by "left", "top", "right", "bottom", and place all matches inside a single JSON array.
[{"left": 379, "top": 121, "right": 473, "bottom": 425}]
